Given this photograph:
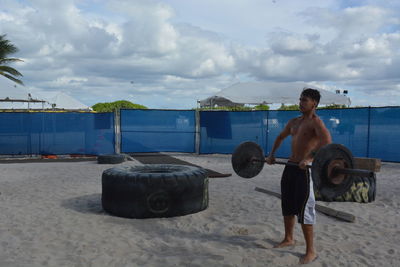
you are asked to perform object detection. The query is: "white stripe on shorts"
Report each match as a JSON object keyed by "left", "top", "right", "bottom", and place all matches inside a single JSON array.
[{"left": 302, "top": 175, "right": 316, "bottom": 225}]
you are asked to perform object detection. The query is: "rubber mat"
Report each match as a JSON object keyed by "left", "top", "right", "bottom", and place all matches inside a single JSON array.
[{"left": 130, "top": 153, "right": 232, "bottom": 178}]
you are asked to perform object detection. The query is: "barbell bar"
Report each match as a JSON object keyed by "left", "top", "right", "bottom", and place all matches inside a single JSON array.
[
  {"left": 249, "top": 158, "right": 374, "bottom": 178},
  {"left": 231, "top": 141, "right": 376, "bottom": 200}
]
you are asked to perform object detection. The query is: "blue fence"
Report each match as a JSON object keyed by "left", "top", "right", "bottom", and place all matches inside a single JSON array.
[
  {"left": 200, "top": 111, "right": 267, "bottom": 154},
  {"left": 0, "top": 108, "right": 398, "bottom": 162},
  {"left": 369, "top": 107, "right": 400, "bottom": 161},
  {"left": 200, "top": 107, "right": 400, "bottom": 162},
  {"left": 0, "top": 112, "right": 115, "bottom": 155},
  {"left": 120, "top": 109, "right": 196, "bottom": 153}
]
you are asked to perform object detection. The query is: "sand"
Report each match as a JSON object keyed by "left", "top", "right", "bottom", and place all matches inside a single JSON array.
[{"left": 0, "top": 154, "right": 399, "bottom": 266}]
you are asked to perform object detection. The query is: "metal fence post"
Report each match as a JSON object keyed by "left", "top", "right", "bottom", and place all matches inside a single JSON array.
[
  {"left": 265, "top": 110, "right": 269, "bottom": 155},
  {"left": 366, "top": 106, "right": 371, "bottom": 158},
  {"left": 114, "top": 108, "right": 121, "bottom": 154},
  {"left": 195, "top": 110, "right": 200, "bottom": 154}
]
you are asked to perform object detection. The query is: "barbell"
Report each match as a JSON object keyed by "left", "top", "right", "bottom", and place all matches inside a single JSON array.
[{"left": 231, "top": 141, "right": 375, "bottom": 199}]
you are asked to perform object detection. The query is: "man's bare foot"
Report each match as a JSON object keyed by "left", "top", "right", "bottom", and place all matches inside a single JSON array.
[
  {"left": 273, "top": 239, "right": 296, "bottom": 248},
  {"left": 299, "top": 252, "right": 318, "bottom": 264}
]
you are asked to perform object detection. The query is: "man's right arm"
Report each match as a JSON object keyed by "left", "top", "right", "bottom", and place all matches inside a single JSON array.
[{"left": 266, "top": 120, "right": 292, "bottom": 164}]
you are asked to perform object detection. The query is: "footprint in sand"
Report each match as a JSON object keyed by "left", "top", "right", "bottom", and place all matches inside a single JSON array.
[
  {"left": 230, "top": 226, "right": 249, "bottom": 235},
  {"left": 253, "top": 240, "right": 271, "bottom": 249}
]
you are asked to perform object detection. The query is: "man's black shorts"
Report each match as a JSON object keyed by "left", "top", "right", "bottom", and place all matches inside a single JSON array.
[{"left": 281, "top": 164, "right": 316, "bottom": 224}]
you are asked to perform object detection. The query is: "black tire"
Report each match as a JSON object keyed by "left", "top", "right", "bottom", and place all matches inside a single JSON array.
[
  {"left": 97, "top": 154, "right": 126, "bottom": 164},
  {"left": 102, "top": 164, "right": 209, "bottom": 218},
  {"left": 315, "top": 174, "right": 376, "bottom": 203}
]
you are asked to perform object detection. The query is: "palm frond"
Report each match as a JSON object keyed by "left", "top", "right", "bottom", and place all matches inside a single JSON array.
[
  {"left": 0, "top": 34, "right": 19, "bottom": 58},
  {"left": 0, "top": 58, "right": 24, "bottom": 64},
  {"left": 0, "top": 74, "right": 24, "bottom": 85},
  {"left": 0, "top": 65, "right": 23, "bottom": 77},
  {"left": 0, "top": 35, "right": 24, "bottom": 86}
]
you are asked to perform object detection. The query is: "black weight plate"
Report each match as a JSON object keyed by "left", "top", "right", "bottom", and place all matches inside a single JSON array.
[
  {"left": 312, "top": 144, "right": 354, "bottom": 201},
  {"left": 231, "top": 141, "right": 264, "bottom": 178}
]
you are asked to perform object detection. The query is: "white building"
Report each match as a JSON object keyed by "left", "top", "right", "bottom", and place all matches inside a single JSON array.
[
  {"left": 200, "top": 82, "right": 351, "bottom": 108},
  {"left": 0, "top": 78, "right": 91, "bottom": 111}
]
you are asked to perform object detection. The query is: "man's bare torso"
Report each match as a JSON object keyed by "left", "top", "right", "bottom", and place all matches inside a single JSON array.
[{"left": 288, "top": 115, "right": 320, "bottom": 162}]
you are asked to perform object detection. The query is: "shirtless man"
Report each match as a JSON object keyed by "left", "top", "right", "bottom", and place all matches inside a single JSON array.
[{"left": 266, "top": 88, "right": 332, "bottom": 264}]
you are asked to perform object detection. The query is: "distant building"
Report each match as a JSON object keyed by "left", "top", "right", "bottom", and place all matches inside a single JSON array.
[
  {"left": 199, "top": 82, "right": 351, "bottom": 108},
  {"left": 0, "top": 78, "right": 91, "bottom": 111}
]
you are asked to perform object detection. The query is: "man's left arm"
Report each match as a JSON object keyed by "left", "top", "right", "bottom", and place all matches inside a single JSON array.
[
  {"left": 314, "top": 118, "right": 332, "bottom": 148},
  {"left": 299, "top": 118, "right": 332, "bottom": 169}
]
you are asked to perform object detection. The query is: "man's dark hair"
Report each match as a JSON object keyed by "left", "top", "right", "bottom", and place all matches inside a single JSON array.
[{"left": 301, "top": 88, "right": 321, "bottom": 105}]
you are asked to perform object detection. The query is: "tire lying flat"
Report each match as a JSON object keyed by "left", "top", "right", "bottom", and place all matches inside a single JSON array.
[
  {"left": 102, "top": 164, "right": 209, "bottom": 218},
  {"left": 97, "top": 154, "right": 126, "bottom": 164}
]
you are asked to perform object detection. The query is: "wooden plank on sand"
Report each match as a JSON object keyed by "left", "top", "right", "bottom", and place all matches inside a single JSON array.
[
  {"left": 254, "top": 187, "right": 356, "bottom": 223},
  {"left": 354, "top": 157, "right": 381, "bottom": 172}
]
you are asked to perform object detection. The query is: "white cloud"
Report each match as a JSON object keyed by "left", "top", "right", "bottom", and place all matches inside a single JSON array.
[
  {"left": 345, "top": 37, "right": 391, "bottom": 58},
  {"left": 0, "top": 0, "right": 399, "bottom": 108},
  {"left": 268, "top": 32, "right": 317, "bottom": 55}
]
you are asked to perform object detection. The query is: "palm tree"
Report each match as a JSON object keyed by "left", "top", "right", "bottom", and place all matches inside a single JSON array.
[{"left": 0, "top": 34, "right": 24, "bottom": 85}]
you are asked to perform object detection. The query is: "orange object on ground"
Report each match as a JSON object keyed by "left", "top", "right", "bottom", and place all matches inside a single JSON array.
[{"left": 41, "top": 155, "right": 58, "bottom": 159}]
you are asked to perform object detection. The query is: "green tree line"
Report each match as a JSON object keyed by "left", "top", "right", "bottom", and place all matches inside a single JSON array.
[{"left": 92, "top": 100, "right": 147, "bottom": 112}]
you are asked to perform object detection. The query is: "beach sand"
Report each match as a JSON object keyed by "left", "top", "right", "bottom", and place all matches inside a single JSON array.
[{"left": 0, "top": 154, "right": 399, "bottom": 266}]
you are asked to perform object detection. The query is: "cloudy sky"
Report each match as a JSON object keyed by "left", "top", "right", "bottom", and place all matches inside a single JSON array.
[{"left": 0, "top": 0, "right": 399, "bottom": 109}]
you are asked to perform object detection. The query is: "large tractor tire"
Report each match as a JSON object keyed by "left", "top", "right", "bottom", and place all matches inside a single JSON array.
[{"left": 102, "top": 164, "right": 209, "bottom": 218}]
